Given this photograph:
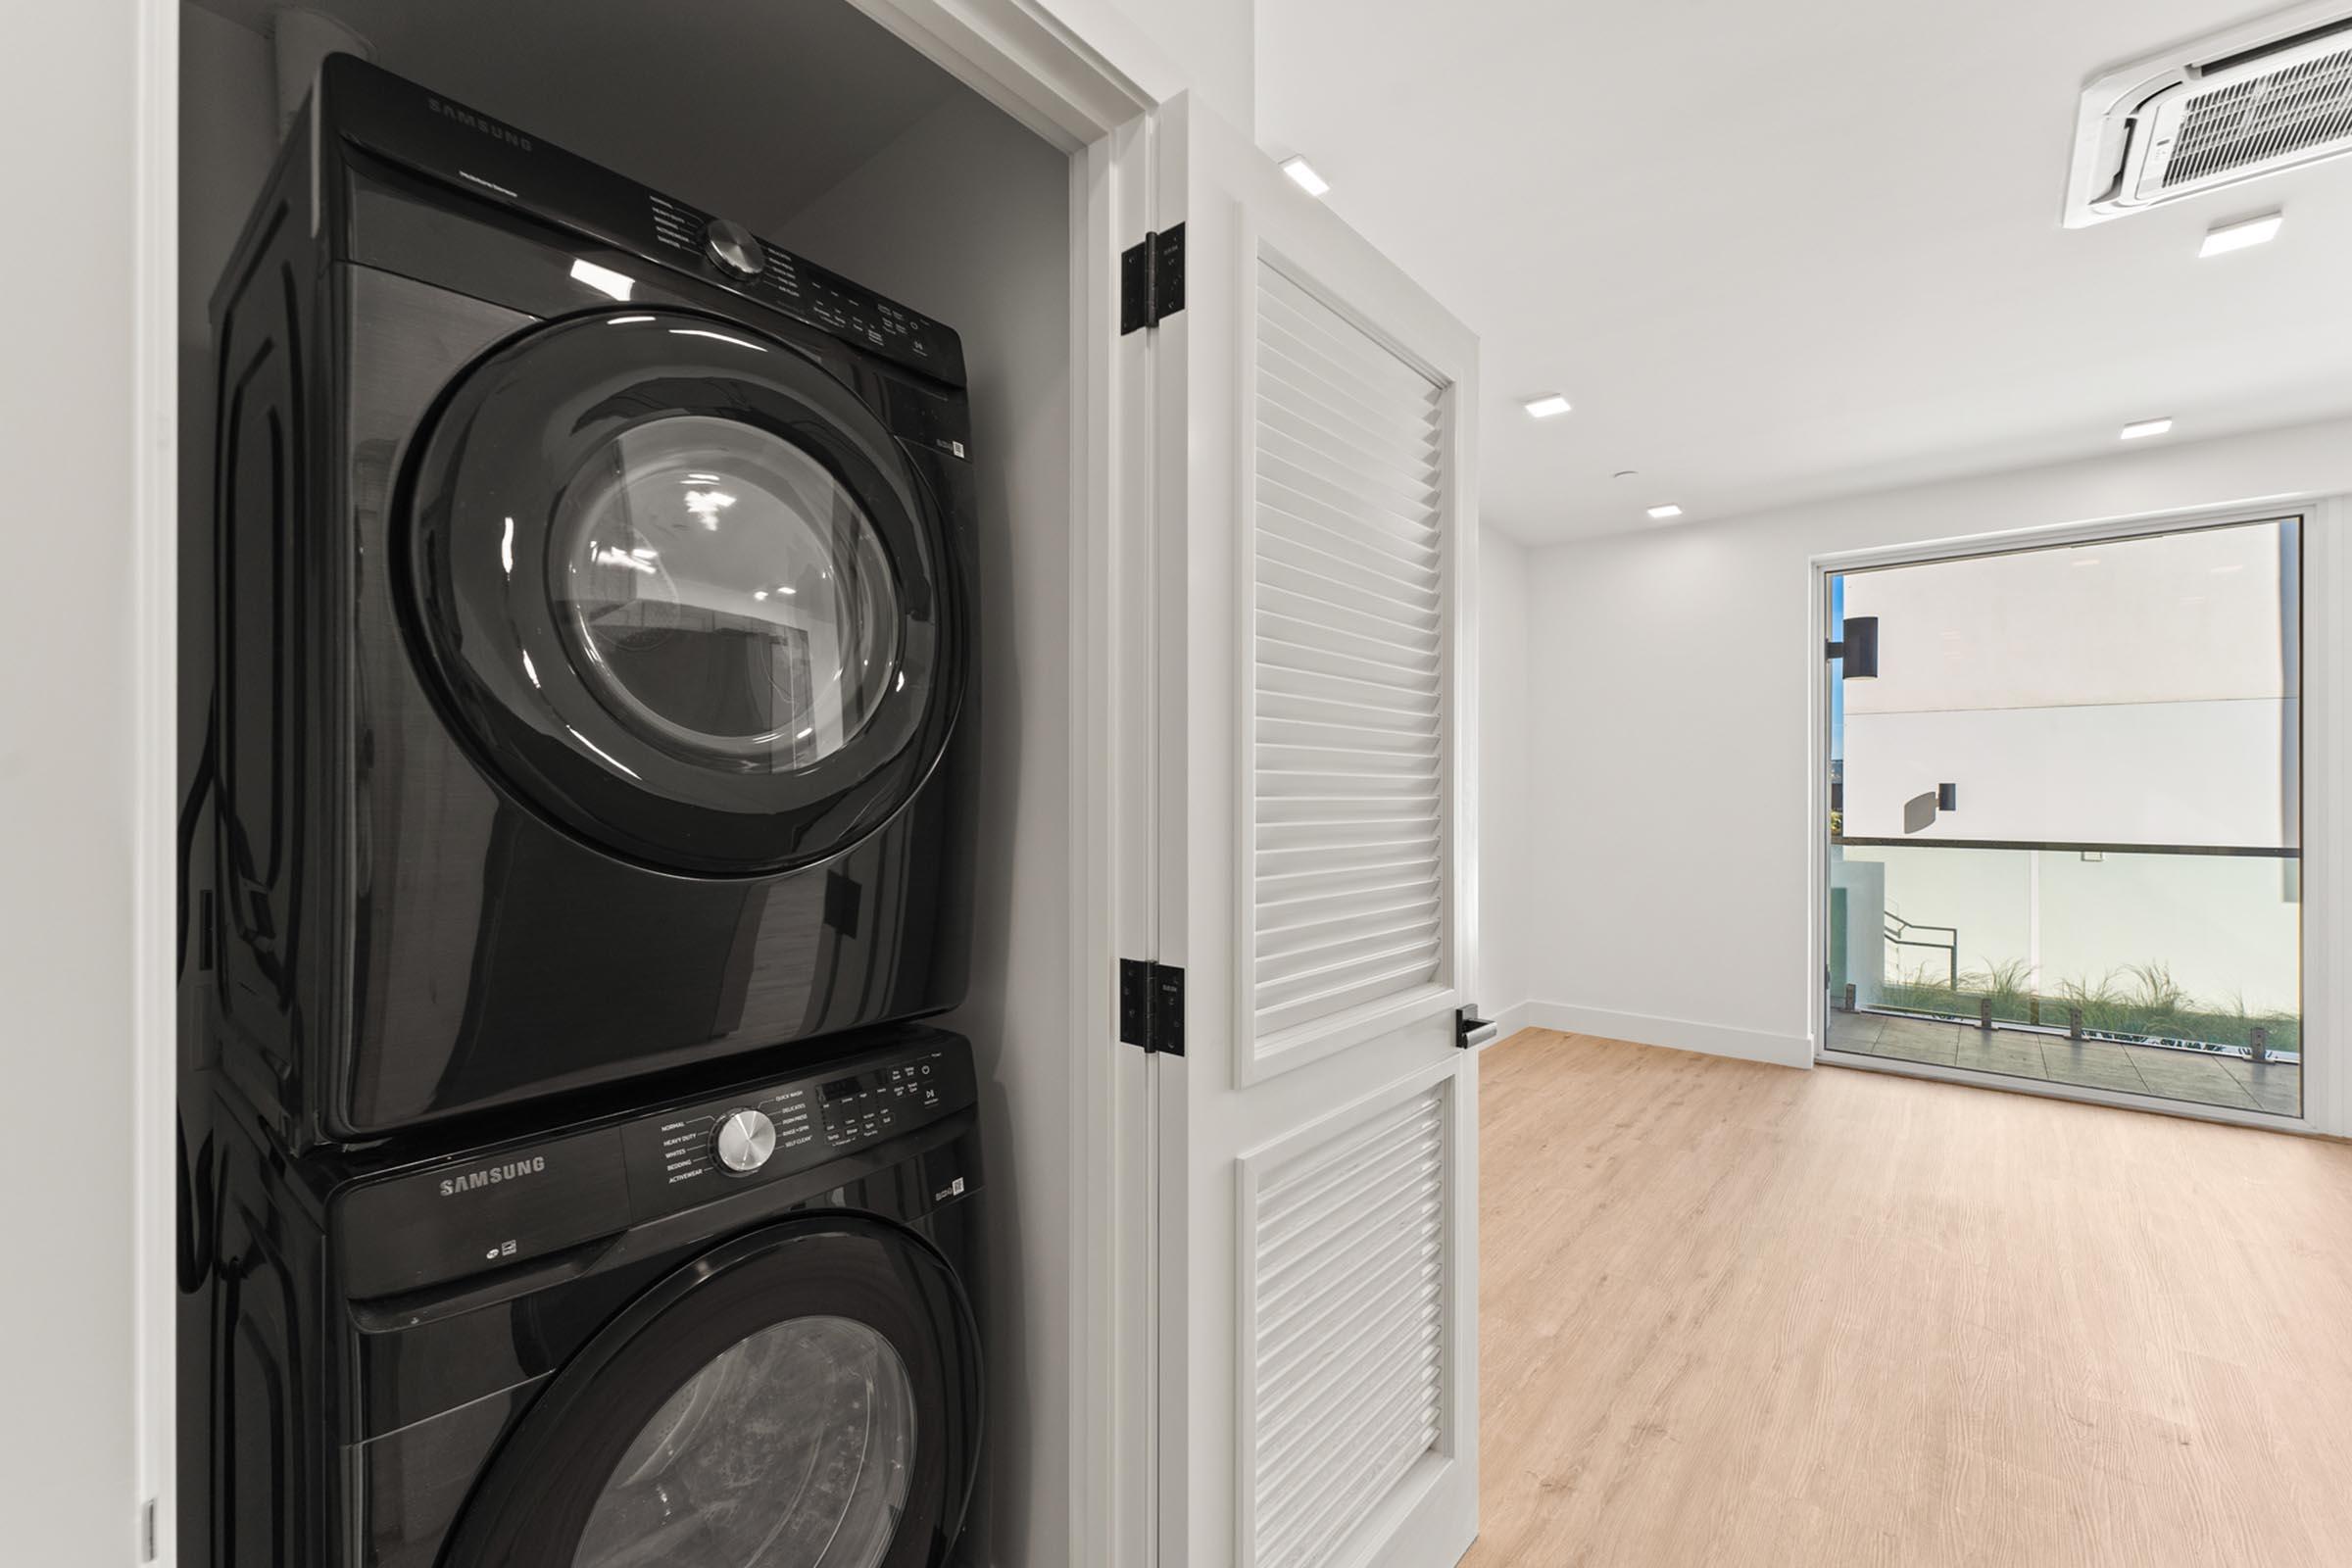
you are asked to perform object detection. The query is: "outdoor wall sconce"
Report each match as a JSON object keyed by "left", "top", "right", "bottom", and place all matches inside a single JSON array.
[
  {"left": 1826, "top": 615, "right": 1879, "bottom": 678},
  {"left": 1905, "top": 782, "right": 1959, "bottom": 834}
]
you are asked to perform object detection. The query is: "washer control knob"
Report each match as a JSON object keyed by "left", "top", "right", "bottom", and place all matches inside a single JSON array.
[
  {"left": 714, "top": 1108, "right": 777, "bottom": 1174},
  {"left": 703, "top": 218, "right": 766, "bottom": 279}
]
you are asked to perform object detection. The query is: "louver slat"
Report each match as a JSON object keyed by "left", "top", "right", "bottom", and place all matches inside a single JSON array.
[
  {"left": 1251, "top": 259, "right": 1448, "bottom": 1050},
  {"left": 1250, "top": 1087, "right": 1448, "bottom": 1568},
  {"left": 2167, "top": 41, "right": 2352, "bottom": 187}
]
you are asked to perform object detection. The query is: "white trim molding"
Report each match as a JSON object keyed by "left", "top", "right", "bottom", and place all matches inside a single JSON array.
[
  {"left": 1519, "top": 1001, "right": 1813, "bottom": 1067},
  {"left": 1485, "top": 1000, "right": 1535, "bottom": 1044},
  {"left": 134, "top": 0, "right": 181, "bottom": 1560}
]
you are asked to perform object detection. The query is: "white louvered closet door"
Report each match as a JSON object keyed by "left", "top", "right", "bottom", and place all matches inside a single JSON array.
[
  {"left": 1250, "top": 259, "right": 1452, "bottom": 1070},
  {"left": 1240, "top": 1069, "right": 1458, "bottom": 1568},
  {"left": 1141, "top": 91, "right": 1479, "bottom": 1568}
]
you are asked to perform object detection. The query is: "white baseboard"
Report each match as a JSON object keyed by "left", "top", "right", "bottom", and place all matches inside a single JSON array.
[
  {"left": 1517, "top": 1000, "right": 1813, "bottom": 1069},
  {"left": 1488, "top": 1000, "right": 1535, "bottom": 1043}
]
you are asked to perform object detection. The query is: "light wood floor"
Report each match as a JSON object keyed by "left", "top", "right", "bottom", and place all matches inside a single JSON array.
[{"left": 1463, "top": 1030, "right": 2352, "bottom": 1568}]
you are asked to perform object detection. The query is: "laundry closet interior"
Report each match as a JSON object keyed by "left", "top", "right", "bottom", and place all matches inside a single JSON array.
[{"left": 175, "top": 2, "right": 1084, "bottom": 1563}]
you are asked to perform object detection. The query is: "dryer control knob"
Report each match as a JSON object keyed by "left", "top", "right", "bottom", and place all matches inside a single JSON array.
[
  {"left": 714, "top": 1108, "right": 777, "bottom": 1173},
  {"left": 703, "top": 219, "right": 766, "bottom": 280}
]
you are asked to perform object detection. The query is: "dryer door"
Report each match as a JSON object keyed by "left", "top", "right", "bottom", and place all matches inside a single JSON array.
[
  {"left": 443, "top": 1216, "right": 981, "bottom": 1568},
  {"left": 405, "top": 308, "right": 965, "bottom": 875}
]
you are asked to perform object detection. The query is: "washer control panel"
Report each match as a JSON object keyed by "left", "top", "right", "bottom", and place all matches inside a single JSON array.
[
  {"left": 618, "top": 1038, "right": 973, "bottom": 1221},
  {"left": 335, "top": 1032, "right": 976, "bottom": 1297},
  {"left": 714, "top": 1107, "right": 779, "bottom": 1172},
  {"left": 819, "top": 1052, "right": 951, "bottom": 1147}
]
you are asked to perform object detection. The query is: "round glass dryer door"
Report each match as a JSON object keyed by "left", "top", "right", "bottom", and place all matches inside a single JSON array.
[
  {"left": 405, "top": 310, "right": 966, "bottom": 875},
  {"left": 442, "top": 1219, "right": 981, "bottom": 1568},
  {"left": 555, "top": 416, "right": 897, "bottom": 772}
]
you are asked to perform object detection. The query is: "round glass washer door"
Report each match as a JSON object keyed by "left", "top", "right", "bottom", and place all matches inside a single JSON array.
[
  {"left": 573, "top": 1315, "right": 915, "bottom": 1568},
  {"left": 405, "top": 309, "right": 966, "bottom": 876},
  {"left": 440, "top": 1218, "right": 982, "bottom": 1568}
]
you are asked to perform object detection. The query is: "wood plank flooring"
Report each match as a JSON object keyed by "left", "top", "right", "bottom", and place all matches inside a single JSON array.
[{"left": 1464, "top": 1029, "right": 2352, "bottom": 1568}]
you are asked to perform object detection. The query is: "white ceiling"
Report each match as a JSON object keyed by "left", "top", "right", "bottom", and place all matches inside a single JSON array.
[
  {"left": 194, "top": 0, "right": 964, "bottom": 221},
  {"left": 1257, "top": 0, "right": 2352, "bottom": 542}
]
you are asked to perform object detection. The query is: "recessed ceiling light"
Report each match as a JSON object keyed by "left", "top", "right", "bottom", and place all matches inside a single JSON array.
[
  {"left": 1279, "top": 156, "right": 1330, "bottom": 197},
  {"left": 2198, "top": 211, "right": 2282, "bottom": 259},
  {"left": 1523, "top": 394, "right": 1573, "bottom": 419},
  {"left": 2120, "top": 416, "right": 2175, "bottom": 441},
  {"left": 1646, "top": 504, "right": 1684, "bottom": 520}
]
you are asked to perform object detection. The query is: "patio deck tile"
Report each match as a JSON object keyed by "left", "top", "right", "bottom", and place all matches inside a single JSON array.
[
  {"left": 1859, "top": 1014, "right": 1960, "bottom": 1067},
  {"left": 1838, "top": 1011, "right": 2302, "bottom": 1117},
  {"left": 2039, "top": 1044, "right": 2150, "bottom": 1096},
  {"left": 2223, "top": 1061, "right": 2304, "bottom": 1116},
  {"left": 1823, "top": 1011, "right": 1884, "bottom": 1054},
  {"left": 2129, "top": 1054, "right": 2261, "bottom": 1111},
  {"left": 1954, "top": 1035, "right": 2049, "bottom": 1081}
]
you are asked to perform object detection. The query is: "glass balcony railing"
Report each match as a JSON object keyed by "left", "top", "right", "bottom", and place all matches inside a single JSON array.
[{"left": 1827, "top": 838, "right": 2301, "bottom": 1115}]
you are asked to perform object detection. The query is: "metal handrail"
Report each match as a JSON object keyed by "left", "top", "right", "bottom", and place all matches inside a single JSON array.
[
  {"left": 1885, "top": 913, "right": 1959, "bottom": 989},
  {"left": 1833, "top": 834, "right": 2296, "bottom": 859}
]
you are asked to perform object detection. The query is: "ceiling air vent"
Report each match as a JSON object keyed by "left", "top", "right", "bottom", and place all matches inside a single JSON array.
[{"left": 2065, "top": 2, "right": 2352, "bottom": 225}]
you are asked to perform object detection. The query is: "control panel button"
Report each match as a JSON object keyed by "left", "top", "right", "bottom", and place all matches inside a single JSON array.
[
  {"left": 703, "top": 218, "right": 766, "bottom": 279},
  {"left": 714, "top": 1107, "right": 777, "bottom": 1173}
]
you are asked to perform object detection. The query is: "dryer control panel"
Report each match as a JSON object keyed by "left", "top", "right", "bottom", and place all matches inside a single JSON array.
[{"left": 322, "top": 54, "right": 967, "bottom": 387}]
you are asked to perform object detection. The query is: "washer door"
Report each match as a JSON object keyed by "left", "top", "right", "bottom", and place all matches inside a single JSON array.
[
  {"left": 443, "top": 1218, "right": 981, "bottom": 1568},
  {"left": 406, "top": 309, "right": 963, "bottom": 874}
]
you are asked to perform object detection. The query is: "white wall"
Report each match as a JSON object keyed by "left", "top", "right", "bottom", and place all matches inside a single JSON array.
[
  {"left": 1478, "top": 528, "right": 1531, "bottom": 1032},
  {"left": 0, "top": 0, "right": 154, "bottom": 1556},
  {"left": 1515, "top": 414, "right": 2352, "bottom": 1072},
  {"left": 775, "top": 91, "right": 1075, "bottom": 1568}
]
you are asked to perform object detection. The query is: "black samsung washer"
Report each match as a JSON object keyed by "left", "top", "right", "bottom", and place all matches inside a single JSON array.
[
  {"left": 185, "top": 56, "right": 980, "bottom": 1149},
  {"left": 181, "top": 1026, "right": 985, "bottom": 1568}
]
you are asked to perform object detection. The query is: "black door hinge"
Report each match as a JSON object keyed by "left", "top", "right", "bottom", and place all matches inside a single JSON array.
[
  {"left": 1119, "top": 958, "right": 1187, "bottom": 1054},
  {"left": 1120, "top": 223, "right": 1187, "bottom": 334}
]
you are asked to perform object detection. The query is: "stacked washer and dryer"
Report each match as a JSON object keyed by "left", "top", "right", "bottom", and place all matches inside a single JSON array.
[{"left": 180, "top": 56, "right": 989, "bottom": 1568}]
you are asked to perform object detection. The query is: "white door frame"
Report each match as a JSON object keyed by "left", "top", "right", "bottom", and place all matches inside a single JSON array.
[
  {"left": 131, "top": 1, "right": 181, "bottom": 1560},
  {"left": 1804, "top": 496, "right": 2348, "bottom": 1140},
  {"left": 131, "top": 2, "right": 1165, "bottom": 1562}
]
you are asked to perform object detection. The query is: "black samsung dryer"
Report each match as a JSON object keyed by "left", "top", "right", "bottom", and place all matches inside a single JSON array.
[
  {"left": 182, "top": 1025, "right": 985, "bottom": 1568},
  {"left": 186, "top": 56, "right": 979, "bottom": 1149}
]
